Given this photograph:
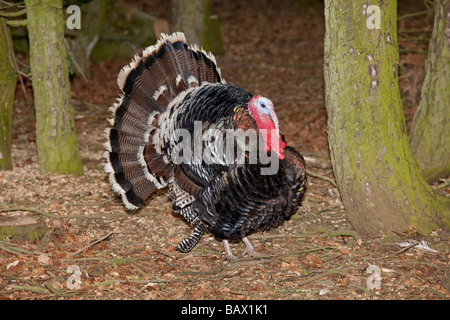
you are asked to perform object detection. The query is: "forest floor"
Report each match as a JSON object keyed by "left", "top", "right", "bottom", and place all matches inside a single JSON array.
[{"left": 0, "top": 0, "right": 449, "bottom": 301}]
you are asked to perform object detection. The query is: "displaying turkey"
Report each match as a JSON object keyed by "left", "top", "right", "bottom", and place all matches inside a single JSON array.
[{"left": 104, "top": 32, "right": 306, "bottom": 261}]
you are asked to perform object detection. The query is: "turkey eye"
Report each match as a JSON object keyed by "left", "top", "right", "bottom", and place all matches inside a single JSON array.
[{"left": 260, "top": 103, "right": 266, "bottom": 108}]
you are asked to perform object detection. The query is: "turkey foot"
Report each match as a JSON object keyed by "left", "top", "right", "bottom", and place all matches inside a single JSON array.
[
  {"left": 222, "top": 240, "right": 238, "bottom": 261},
  {"left": 241, "top": 237, "right": 256, "bottom": 258},
  {"left": 222, "top": 238, "right": 257, "bottom": 261}
]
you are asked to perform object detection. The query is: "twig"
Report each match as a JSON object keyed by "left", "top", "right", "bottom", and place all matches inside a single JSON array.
[
  {"left": 9, "top": 285, "right": 49, "bottom": 295},
  {"left": 0, "top": 245, "right": 24, "bottom": 256},
  {"left": 297, "top": 268, "right": 347, "bottom": 286},
  {"left": 64, "top": 38, "right": 88, "bottom": 83},
  {"left": 6, "top": 19, "right": 27, "bottom": 27},
  {"left": 327, "top": 229, "right": 361, "bottom": 242},
  {"left": 44, "top": 283, "right": 80, "bottom": 298},
  {"left": 0, "top": 241, "right": 44, "bottom": 255},
  {"left": 227, "top": 254, "right": 274, "bottom": 264},
  {"left": 71, "top": 100, "right": 105, "bottom": 111},
  {"left": 399, "top": 49, "right": 428, "bottom": 55},
  {"left": 0, "top": 272, "right": 40, "bottom": 287},
  {"left": 431, "top": 179, "right": 449, "bottom": 191},
  {"left": 398, "top": 29, "right": 432, "bottom": 34},
  {"left": 306, "top": 169, "right": 338, "bottom": 190},
  {"left": 398, "top": 9, "right": 434, "bottom": 21},
  {"left": 0, "top": 206, "right": 138, "bottom": 220},
  {"left": 252, "top": 229, "right": 360, "bottom": 241},
  {"left": 62, "top": 257, "right": 107, "bottom": 263},
  {"left": 0, "top": 244, "right": 42, "bottom": 256},
  {"left": 0, "top": 240, "right": 20, "bottom": 246},
  {"left": 393, "top": 241, "right": 419, "bottom": 255},
  {"left": 0, "top": 2, "right": 26, "bottom": 11},
  {"left": 69, "top": 232, "right": 113, "bottom": 257},
  {"left": 0, "top": 7, "right": 25, "bottom": 17},
  {"left": 1, "top": 15, "right": 28, "bottom": 99},
  {"left": 1, "top": 206, "right": 47, "bottom": 214}
]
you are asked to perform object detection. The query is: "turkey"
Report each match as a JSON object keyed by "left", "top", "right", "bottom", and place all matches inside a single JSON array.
[{"left": 104, "top": 32, "right": 306, "bottom": 261}]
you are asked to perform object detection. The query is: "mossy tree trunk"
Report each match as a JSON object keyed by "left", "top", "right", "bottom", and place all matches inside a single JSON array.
[
  {"left": 170, "top": 0, "right": 211, "bottom": 48},
  {"left": 25, "top": 0, "right": 83, "bottom": 176},
  {"left": 0, "top": 17, "right": 16, "bottom": 170},
  {"left": 323, "top": 0, "right": 449, "bottom": 237},
  {"left": 409, "top": 0, "right": 450, "bottom": 183}
]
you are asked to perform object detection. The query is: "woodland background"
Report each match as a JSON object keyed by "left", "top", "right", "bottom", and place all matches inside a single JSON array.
[{"left": 0, "top": 0, "right": 449, "bottom": 300}]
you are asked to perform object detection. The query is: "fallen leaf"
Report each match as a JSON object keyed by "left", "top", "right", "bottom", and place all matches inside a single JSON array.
[
  {"left": 303, "top": 254, "right": 323, "bottom": 266},
  {"left": 38, "top": 254, "right": 51, "bottom": 265},
  {"left": 6, "top": 260, "right": 20, "bottom": 270}
]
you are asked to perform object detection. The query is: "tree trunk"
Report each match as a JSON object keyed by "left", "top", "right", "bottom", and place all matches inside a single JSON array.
[
  {"left": 170, "top": 0, "right": 211, "bottom": 48},
  {"left": 0, "top": 17, "right": 16, "bottom": 170},
  {"left": 68, "top": 0, "right": 109, "bottom": 79},
  {"left": 25, "top": 0, "right": 83, "bottom": 176},
  {"left": 409, "top": 0, "right": 450, "bottom": 183},
  {"left": 323, "top": 0, "right": 449, "bottom": 237}
]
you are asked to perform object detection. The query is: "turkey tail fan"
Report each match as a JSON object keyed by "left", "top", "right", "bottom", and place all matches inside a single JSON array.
[
  {"left": 117, "top": 32, "right": 225, "bottom": 110},
  {"left": 103, "top": 94, "right": 161, "bottom": 210},
  {"left": 104, "top": 32, "right": 224, "bottom": 210}
]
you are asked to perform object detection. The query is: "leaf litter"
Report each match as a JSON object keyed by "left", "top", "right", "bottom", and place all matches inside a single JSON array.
[{"left": 0, "top": 0, "right": 449, "bottom": 300}]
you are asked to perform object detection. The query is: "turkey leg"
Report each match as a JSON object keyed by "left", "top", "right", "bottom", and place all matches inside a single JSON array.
[
  {"left": 241, "top": 237, "right": 256, "bottom": 257},
  {"left": 222, "top": 240, "right": 238, "bottom": 261},
  {"left": 222, "top": 237, "right": 256, "bottom": 261}
]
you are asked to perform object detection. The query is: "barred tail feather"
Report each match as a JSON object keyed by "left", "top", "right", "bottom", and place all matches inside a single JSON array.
[
  {"left": 105, "top": 32, "right": 224, "bottom": 209},
  {"left": 176, "top": 223, "right": 206, "bottom": 253}
]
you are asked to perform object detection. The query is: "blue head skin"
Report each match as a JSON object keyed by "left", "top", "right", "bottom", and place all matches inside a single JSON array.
[{"left": 248, "top": 95, "right": 286, "bottom": 159}]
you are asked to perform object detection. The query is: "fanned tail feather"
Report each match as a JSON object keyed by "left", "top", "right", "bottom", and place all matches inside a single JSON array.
[{"left": 104, "top": 32, "right": 224, "bottom": 209}]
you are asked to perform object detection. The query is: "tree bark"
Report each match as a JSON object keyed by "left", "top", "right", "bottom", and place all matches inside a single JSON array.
[
  {"left": 170, "top": 0, "right": 211, "bottom": 48},
  {"left": 0, "top": 17, "right": 16, "bottom": 170},
  {"left": 409, "top": 0, "right": 450, "bottom": 183},
  {"left": 25, "top": 0, "right": 83, "bottom": 176},
  {"left": 323, "top": 0, "right": 449, "bottom": 237}
]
